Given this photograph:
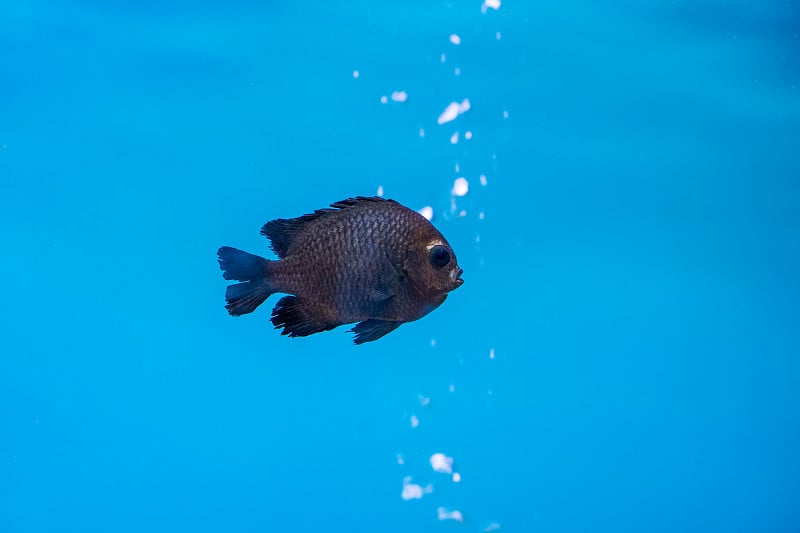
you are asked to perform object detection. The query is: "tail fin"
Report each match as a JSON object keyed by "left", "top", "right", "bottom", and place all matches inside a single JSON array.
[{"left": 217, "top": 246, "right": 273, "bottom": 316}]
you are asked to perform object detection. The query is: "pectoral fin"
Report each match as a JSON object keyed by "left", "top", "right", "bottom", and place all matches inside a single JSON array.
[{"left": 369, "top": 256, "right": 405, "bottom": 303}]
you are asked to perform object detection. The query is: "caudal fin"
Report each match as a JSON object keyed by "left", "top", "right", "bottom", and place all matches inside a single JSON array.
[{"left": 217, "top": 246, "right": 273, "bottom": 316}]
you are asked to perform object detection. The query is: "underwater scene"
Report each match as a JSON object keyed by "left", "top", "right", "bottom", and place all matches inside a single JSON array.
[{"left": 1, "top": 0, "right": 799, "bottom": 531}]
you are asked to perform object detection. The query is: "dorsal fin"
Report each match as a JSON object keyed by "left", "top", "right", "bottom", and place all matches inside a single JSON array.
[
  {"left": 260, "top": 196, "right": 398, "bottom": 258},
  {"left": 328, "top": 196, "right": 398, "bottom": 209}
]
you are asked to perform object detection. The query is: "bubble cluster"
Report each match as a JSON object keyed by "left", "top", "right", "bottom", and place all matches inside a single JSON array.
[{"left": 370, "top": 1, "right": 509, "bottom": 526}]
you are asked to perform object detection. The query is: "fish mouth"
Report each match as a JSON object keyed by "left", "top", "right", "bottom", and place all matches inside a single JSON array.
[{"left": 451, "top": 268, "right": 464, "bottom": 287}]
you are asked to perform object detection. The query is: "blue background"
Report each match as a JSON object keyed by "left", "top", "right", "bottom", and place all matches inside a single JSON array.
[{"left": 1, "top": 1, "right": 799, "bottom": 531}]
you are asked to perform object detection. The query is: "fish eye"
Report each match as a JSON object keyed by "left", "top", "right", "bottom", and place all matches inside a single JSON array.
[{"left": 429, "top": 245, "right": 451, "bottom": 268}]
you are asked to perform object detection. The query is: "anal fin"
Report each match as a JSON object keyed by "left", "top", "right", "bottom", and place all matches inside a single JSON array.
[{"left": 271, "top": 296, "right": 337, "bottom": 338}]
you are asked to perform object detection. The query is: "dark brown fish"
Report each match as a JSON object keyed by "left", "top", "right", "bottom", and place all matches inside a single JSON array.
[{"left": 217, "top": 196, "right": 464, "bottom": 344}]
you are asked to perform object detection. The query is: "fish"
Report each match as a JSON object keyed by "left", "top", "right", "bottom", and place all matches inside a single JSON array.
[{"left": 217, "top": 196, "right": 463, "bottom": 344}]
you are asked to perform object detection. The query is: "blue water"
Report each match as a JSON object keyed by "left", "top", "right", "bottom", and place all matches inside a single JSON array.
[{"left": 2, "top": 1, "right": 799, "bottom": 531}]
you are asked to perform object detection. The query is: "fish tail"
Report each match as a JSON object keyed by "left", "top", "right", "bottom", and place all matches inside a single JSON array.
[{"left": 217, "top": 246, "right": 273, "bottom": 316}]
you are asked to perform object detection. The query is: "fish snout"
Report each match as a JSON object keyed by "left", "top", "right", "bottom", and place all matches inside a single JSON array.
[{"left": 451, "top": 267, "right": 464, "bottom": 287}]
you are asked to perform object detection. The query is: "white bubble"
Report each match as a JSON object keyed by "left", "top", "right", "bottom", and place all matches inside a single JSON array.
[
  {"left": 481, "top": 0, "right": 501, "bottom": 13},
  {"left": 380, "top": 95, "right": 388, "bottom": 104},
  {"left": 410, "top": 415, "right": 419, "bottom": 428},
  {"left": 484, "top": 523, "right": 502, "bottom": 532},
  {"left": 437, "top": 508, "right": 464, "bottom": 523},
  {"left": 437, "top": 99, "right": 471, "bottom": 124},
  {"left": 452, "top": 472, "right": 461, "bottom": 482},
  {"left": 480, "top": 174, "right": 488, "bottom": 186},
  {"left": 452, "top": 177, "right": 469, "bottom": 197},
  {"left": 352, "top": 70, "right": 360, "bottom": 78},
  {"left": 496, "top": 31, "right": 502, "bottom": 40},
  {"left": 419, "top": 394, "right": 431, "bottom": 407},
  {"left": 391, "top": 90, "right": 408, "bottom": 103},
  {"left": 503, "top": 110, "right": 509, "bottom": 118},
  {"left": 454, "top": 67, "right": 461, "bottom": 76},
  {"left": 465, "top": 131, "right": 473, "bottom": 140},
  {"left": 419, "top": 127, "right": 426, "bottom": 138},
  {"left": 489, "top": 348, "right": 495, "bottom": 359},
  {"left": 450, "top": 34, "right": 461, "bottom": 45},
  {"left": 418, "top": 206, "right": 434, "bottom": 221},
  {"left": 438, "top": 103, "right": 459, "bottom": 124},
  {"left": 377, "top": 185, "right": 384, "bottom": 196},
  {"left": 430, "top": 453, "right": 454, "bottom": 474},
  {"left": 450, "top": 131, "right": 459, "bottom": 144},
  {"left": 402, "top": 477, "right": 433, "bottom": 500}
]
